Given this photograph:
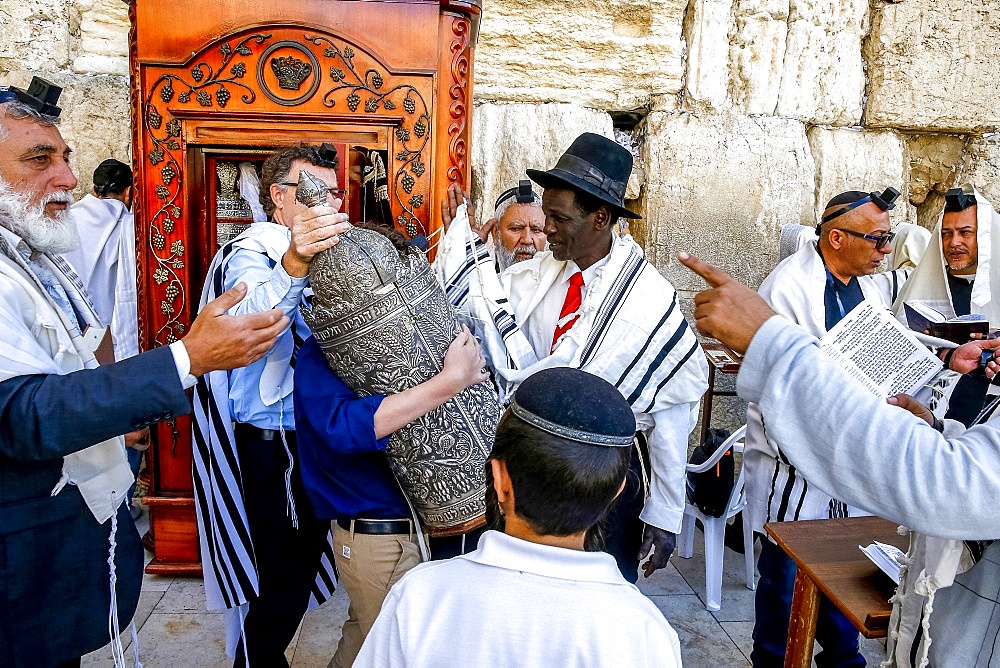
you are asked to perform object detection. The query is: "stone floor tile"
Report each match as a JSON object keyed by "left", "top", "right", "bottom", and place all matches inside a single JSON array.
[
  {"left": 81, "top": 590, "right": 165, "bottom": 665},
  {"left": 131, "top": 612, "right": 230, "bottom": 666},
  {"left": 720, "top": 620, "right": 754, "bottom": 663},
  {"left": 650, "top": 593, "right": 751, "bottom": 667},
  {"left": 636, "top": 560, "right": 697, "bottom": 597},
  {"left": 141, "top": 570, "right": 175, "bottom": 592},
  {"left": 291, "top": 588, "right": 350, "bottom": 667},
  {"left": 155, "top": 578, "right": 212, "bottom": 614}
]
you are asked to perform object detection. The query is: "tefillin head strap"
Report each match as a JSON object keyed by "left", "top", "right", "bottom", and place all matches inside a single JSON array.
[
  {"left": 818, "top": 187, "right": 901, "bottom": 232},
  {"left": 494, "top": 180, "right": 538, "bottom": 210}
]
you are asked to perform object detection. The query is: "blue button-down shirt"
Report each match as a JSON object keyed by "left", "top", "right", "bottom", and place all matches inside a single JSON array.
[
  {"left": 224, "top": 232, "right": 307, "bottom": 430},
  {"left": 294, "top": 337, "right": 411, "bottom": 521}
]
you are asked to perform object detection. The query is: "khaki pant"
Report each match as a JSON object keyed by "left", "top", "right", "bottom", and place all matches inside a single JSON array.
[{"left": 329, "top": 521, "right": 422, "bottom": 668}]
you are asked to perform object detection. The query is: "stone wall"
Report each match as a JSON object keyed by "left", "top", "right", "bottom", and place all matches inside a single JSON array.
[{"left": 4, "top": 0, "right": 1000, "bottom": 433}]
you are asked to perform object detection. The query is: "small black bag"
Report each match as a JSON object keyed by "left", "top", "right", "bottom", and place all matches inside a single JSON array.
[{"left": 686, "top": 428, "right": 735, "bottom": 518}]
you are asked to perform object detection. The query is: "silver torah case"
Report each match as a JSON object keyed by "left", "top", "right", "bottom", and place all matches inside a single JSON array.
[{"left": 301, "top": 181, "right": 499, "bottom": 535}]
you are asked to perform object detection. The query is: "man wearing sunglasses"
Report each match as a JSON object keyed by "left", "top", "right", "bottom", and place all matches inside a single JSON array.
[
  {"left": 744, "top": 188, "right": 899, "bottom": 667},
  {"left": 193, "top": 143, "right": 351, "bottom": 666}
]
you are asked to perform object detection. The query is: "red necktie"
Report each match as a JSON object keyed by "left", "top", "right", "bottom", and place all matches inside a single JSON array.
[{"left": 551, "top": 271, "right": 584, "bottom": 353}]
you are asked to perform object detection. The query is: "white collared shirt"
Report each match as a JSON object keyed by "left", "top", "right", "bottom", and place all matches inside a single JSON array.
[
  {"left": 355, "top": 530, "right": 681, "bottom": 667},
  {"left": 523, "top": 253, "right": 610, "bottom": 360}
]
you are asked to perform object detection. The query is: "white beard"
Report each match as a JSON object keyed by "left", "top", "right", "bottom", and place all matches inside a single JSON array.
[{"left": 0, "top": 177, "right": 78, "bottom": 254}]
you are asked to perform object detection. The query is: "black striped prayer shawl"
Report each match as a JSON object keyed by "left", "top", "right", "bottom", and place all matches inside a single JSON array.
[{"left": 191, "top": 223, "right": 336, "bottom": 654}]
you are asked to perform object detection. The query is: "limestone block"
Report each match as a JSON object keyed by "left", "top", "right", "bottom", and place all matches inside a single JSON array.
[
  {"left": 641, "top": 111, "right": 815, "bottom": 291},
  {"left": 72, "top": 0, "right": 131, "bottom": 75},
  {"left": 773, "top": 0, "right": 866, "bottom": 125},
  {"left": 807, "top": 127, "right": 911, "bottom": 226},
  {"left": 684, "top": 0, "right": 734, "bottom": 111},
  {"left": 959, "top": 135, "right": 1000, "bottom": 214},
  {"left": 864, "top": 0, "right": 1000, "bottom": 132},
  {"left": 907, "top": 134, "right": 968, "bottom": 206},
  {"left": 0, "top": 0, "right": 72, "bottom": 73},
  {"left": 475, "top": 0, "right": 687, "bottom": 109},
  {"left": 470, "top": 102, "right": 613, "bottom": 226},
  {"left": 728, "top": 0, "right": 865, "bottom": 124},
  {"left": 729, "top": 0, "right": 788, "bottom": 116}
]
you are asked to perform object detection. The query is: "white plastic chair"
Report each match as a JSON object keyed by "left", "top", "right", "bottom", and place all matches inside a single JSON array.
[{"left": 678, "top": 424, "right": 756, "bottom": 611}]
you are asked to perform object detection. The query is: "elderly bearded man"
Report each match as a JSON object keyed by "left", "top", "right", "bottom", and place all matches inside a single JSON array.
[
  {"left": 0, "top": 78, "right": 287, "bottom": 667},
  {"left": 437, "top": 179, "right": 547, "bottom": 299},
  {"left": 893, "top": 183, "right": 1000, "bottom": 426},
  {"left": 446, "top": 133, "right": 708, "bottom": 583},
  {"left": 745, "top": 188, "right": 901, "bottom": 667}
]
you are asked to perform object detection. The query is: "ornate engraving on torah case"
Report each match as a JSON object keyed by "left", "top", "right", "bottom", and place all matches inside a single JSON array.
[{"left": 302, "top": 182, "right": 499, "bottom": 535}]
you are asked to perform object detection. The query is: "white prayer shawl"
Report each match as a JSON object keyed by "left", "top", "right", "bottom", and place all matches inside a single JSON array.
[
  {"left": 441, "top": 206, "right": 706, "bottom": 405},
  {"left": 354, "top": 530, "right": 682, "bottom": 667},
  {"left": 888, "top": 222, "right": 932, "bottom": 271},
  {"left": 892, "top": 189, "right": 1000, "bottom": 327},
  {"left": 191, "top": 223, "right": 336, "bottom": 656},
  {"left": 61, "top": 195, "right": 139, "bottom": 360},
  {"left": 745, "top": 241, "right": 885, "bottom": 534},
  {"left": 438, "top": 206, "right": 708, "bottom": 531},
  {"left": 779, "top": 223, "right": 816, "bottom": 262},
  {"left": 0, "top": 224, "right": 132, "bottom": 523}
]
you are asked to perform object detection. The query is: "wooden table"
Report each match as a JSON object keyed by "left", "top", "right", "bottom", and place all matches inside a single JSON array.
[
  {"left": 699, "top": 341, "right": 743, "bottom": 443},
  {"left": 765, "top": 516, "right": 909, "bottom": 667}
]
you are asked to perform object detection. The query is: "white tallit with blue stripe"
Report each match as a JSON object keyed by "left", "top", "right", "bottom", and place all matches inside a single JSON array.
[{"left": 191, "top": 224, "right": 337, "bottom": 657}]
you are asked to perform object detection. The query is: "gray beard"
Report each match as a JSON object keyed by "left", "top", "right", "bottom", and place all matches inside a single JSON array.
[
  {"left": 495, "top": 243, "right": 537, "bottom": 272},
  {"left": 495, "top": 243, "right": 518, "bottom": 271},
  {"left": 0, "top": 178, "right": 78, "bottom": 254}
]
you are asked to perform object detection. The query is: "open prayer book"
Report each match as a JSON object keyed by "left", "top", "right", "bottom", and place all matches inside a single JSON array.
[
  {"left": 820, "top": 302, "right": 943, "bottom": 397},
  {"left": 859, "top": 541, "right": 905, "bottom": 585},
  {"left": 903, "top": 302, "right": 989, "bottom": 344}
]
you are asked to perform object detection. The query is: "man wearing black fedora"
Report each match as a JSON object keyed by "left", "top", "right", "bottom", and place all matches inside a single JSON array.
[{"left": 449, "top": 132, "right": 708, "bottom": 581}]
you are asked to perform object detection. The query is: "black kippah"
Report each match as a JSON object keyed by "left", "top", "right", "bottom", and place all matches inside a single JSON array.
[{"left": 510, "top": 368, "right": 636, "bottom": 447}]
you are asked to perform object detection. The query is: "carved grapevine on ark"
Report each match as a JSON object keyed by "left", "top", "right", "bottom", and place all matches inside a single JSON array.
[
  {"left": 306, "top": 35, "right": 432, "bottom": 237},
  {"left": 143, "top": 33, "right": 272, "bottom": 344}
]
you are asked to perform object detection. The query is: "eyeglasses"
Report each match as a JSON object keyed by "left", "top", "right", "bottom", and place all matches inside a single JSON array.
[
  {"left": 279, "top": 182, "right": 346, "bottom": 199},
  {"left": 833, "top": 228, "right": 896, "bottom": 251}
]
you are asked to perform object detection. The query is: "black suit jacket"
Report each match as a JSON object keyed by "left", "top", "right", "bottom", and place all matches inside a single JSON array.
[{"left": 0, "top": 345, "right": 191, "bottom": 666}]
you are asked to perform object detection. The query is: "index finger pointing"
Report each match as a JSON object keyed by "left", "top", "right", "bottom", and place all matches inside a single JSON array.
[{"left": 677, "top": 252, "right": 732, "bottom": 288}]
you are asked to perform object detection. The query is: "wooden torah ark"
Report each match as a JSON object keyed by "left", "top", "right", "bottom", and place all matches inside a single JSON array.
[{"left": 129, "top": 0, "right": 482, "bottom": 574}]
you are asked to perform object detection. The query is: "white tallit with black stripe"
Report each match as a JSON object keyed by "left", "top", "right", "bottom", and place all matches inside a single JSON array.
[
  {"left": 439, "top": 205, "right": 705, "bottom": 404},
  {"left": 191, "top": 224, "right": 336, "bottom": 656},
  {"left": 438, "top": 206, "right": 708, "bottom": 531},
  {"left": 745, "top": 241, "right": 885, "bottom": 535}
]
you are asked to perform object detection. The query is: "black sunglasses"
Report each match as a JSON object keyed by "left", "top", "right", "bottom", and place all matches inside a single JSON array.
[{"left": 833, "top": 228, "right": 895, "bottom": 251}]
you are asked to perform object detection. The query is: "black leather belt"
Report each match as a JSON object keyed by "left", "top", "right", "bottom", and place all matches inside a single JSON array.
[
  {"left": 337, "top": 518, "right": 412, "bottom": 535},
  {"left": 234, "top": 424, "right": 287, "bottom": 442}
]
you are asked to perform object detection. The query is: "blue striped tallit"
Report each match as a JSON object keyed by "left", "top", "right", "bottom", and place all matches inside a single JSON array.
[{"left": 191, "top": 223, "right": 336, "bottom": 655}]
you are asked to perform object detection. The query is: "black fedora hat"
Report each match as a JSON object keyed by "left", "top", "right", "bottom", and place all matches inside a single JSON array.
[{"left": 526, "top": 132, "right": 640, "bottom": 220}]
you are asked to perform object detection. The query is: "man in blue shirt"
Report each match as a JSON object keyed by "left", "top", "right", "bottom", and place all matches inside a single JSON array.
[
  {"left": 295, "top": 317, "right": 488, "bottom": 668},
  {"left": 193, "top": 144, "right": 352, "bottom": 667}
]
